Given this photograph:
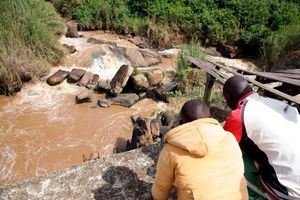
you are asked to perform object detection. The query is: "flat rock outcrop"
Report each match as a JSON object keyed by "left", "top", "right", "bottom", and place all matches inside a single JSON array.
[
  {"left": 77, "top": 71, "right": 94, "bottom": 86},
  {"left": 75, "top": 89, "right": 93, "bottom": 104},
  {"left": 0, "top": 144, "right": 173, "bottom": 200},
  {"left": 46, "top": 70, "right": 69, "bottom": 86},
  {"left": 67, "top": 69, "right": 86, "bottom": 83}
]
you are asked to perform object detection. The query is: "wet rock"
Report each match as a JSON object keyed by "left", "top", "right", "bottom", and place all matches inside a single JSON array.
[
  {"left": 85, "top": 74, "right": 100, "bottom": 90},
  {"left": 75, "top": 89, "right": 93, "bottom": 104},
  {"left": 110, "top": 93, "right": 140, "bottom": 107},
  {"left": 97, "top": 79, "right": 111, "bottom": 91},
  {"left": 147, "top": 69, "right": 164, "bottom": 86},
  {"left": 98, "top": 99, "right": 112, "bottom": 108},
  {"left": 128, "top": 36, "right": 150, "bottom": 49},
  {"left": 125, "top": 48, "right": 148, "bottom": 67},
  {"left": 216, "top": 43, "right": 237, "bottom": 58},
  {"left": 63, "top": 44, "right": 77, "bottom": 54},
  {"left": 77, "top": 71, "right": 94, "bottom": 87},
  {"left": 153, "top": 82, "right": 178, "bottom": 102},
  {"left": 110, "top": 65, "right": 134, "bottom": 96},
  {"left": 160, "top": 126, "right": 171, "bottom": 139},
  {"left": 66, "top": 20, "right": 79, "bottom": 38},
  {"left": 91, "top": 74, "right": 100, "bottom": 85},
  {"left": 87, "top": 38, "right": 116, "bottom": 46},
  {"left": 46, "top": 70, "right": 69, "bottom": 86},
  {"left": 160, "top": 110, "right": 179, "bottom": 128},
  {"left": 150, "top": 119, "right": 160, "bottom": 139},
  {"left": 131, "top": 74, "right": 150, "bottom": 91},
  {"left": 140, "top": 49, "right": 162, "bottom": 66},
  {"left": 67, "top": 69, "right": 86, "bottom": 83}
]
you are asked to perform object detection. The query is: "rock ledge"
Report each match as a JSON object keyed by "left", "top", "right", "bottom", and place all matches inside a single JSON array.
[{"left": 0, "top": 144, "right": 166, "bottom": 200}]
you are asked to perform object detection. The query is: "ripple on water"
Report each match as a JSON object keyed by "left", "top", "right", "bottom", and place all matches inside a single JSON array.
[{"left": 0, "top": 146, "right": 16, "bottom": 182}]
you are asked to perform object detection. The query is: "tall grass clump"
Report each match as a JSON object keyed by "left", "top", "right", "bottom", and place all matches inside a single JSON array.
[
  {"left": 170, "top": 44, "right": 226, "bottom": 107},
  {"left": 0, "top": 0, "right": 65, "bottom": 95},
  {"left": 262, "top": 22, "right": 300, "bottom": 69}
]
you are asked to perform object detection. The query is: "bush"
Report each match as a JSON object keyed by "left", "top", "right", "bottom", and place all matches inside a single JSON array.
[
  {"left": 51, "top": 0, "right": 300, "bottom": 65},
  {"left": 262, "top": 22, "right": 300, "bottom": 68},
  {"left": 0, "top": 0, "right": 65, "bottom": 95}
]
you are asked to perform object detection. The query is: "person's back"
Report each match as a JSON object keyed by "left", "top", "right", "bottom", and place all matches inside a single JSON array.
[
  {"left": 243, "top": 93, "right": 300, "bottom": 196},
  {"left": 152, "top": 100, "right": 248, "bottom": 200},
  {"left": 223, "top": 75, "right": 300, "bottom": 198}
]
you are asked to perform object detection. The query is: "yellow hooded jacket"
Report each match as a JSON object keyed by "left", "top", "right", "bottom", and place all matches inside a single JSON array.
[{"left": 152, "top": 118, "right": 248, "bottom": 200}]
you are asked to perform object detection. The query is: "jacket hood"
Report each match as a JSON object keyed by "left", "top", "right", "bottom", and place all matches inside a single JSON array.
[{"left": 164, "top": 118, "right": 226, "bottom": 157}]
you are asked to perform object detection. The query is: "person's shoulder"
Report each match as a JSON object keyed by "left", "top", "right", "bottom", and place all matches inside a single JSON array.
[{"left": 225, "top": 106, "right": 243, "bottom": 124}]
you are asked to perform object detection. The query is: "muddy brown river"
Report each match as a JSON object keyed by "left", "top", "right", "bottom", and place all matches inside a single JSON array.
[{"left": 0, "top": 31, "right": 177, "bottom": 186}]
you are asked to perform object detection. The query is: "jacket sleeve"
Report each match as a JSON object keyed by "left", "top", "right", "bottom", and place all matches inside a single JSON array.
[{"left": 152, "top": 146, "right": 175, "bottom": 200}]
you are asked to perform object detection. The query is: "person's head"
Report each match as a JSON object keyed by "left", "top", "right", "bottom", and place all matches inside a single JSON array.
[
  {"left": 180, "top": 100, "right": 211, "bottom": 124},
  {"left": 223, "top": 76, "right": 252, "bottom": 110}
]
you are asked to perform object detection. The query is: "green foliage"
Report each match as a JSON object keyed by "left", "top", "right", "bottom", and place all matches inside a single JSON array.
[
  {"left": 262, "top": 22, "right": 300, "bottom": 68},
  {"left": 50, "top": 0, "right": 300, "bottom": 65},
  {"left": 0, "top": 0, "right": 65, "bottom": 95}
]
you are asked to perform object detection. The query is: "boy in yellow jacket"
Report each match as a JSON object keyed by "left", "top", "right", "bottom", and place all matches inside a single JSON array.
[{"left": 152, "top": 100, "right": 248, "bottom": 200}]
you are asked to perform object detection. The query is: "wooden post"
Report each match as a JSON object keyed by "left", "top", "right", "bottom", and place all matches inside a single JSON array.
[{"left": 203, "top": 73, "right": 216, "bottom": 106}]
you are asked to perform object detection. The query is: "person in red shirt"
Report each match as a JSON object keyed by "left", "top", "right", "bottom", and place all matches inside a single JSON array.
[{"left": 223, "top": 76, "right": 300, "bottom": 200}]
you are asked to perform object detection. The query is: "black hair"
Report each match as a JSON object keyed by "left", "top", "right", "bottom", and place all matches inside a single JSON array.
[
  {"left": 180, "top": 100, "right": 211, "bottom": 124},
  {"left": 223, "top": 76, "right": 252, "bottom": 109}
]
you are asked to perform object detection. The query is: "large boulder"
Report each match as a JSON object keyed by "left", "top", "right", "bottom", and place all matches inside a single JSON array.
[
  {"left": 67, "top": 69, "right": 86, "bottom": 83},
  {"left": 149, "top": 82, "right": 178, "bottom": 103},
  {"left": 140, "top": 49, "right": 162, "bottom": 66},
  {"left": 131, "top": 74, "right": 150, "bottom": 91},
  {"left": 75, "top": 89, "right": 93, "bottom": 104},
  {"left": 63, "top": 44, "right": 77, "bottom": 54},
  {"left": 272, "top": 50, "right": 300, "bottom": 71},
  {"left": 77, "top": 71, "right": 94, "bottom": 86},
  {"left": 97, "top": 79, "right": 111, "bottom": 91},
  {"left": 125, "top": 48, "right": 148, "bottom": 67},
  {"left": 109, "top": 93, "right": 140, "bottom": 107},
  {"left": 110, "top": 65, "right": 134, "bottom": 96},
  {"left": 66, "top": 20, "right": 79, "bottom": 38},
  {"left": 146, "top": 69, "right": 164, "bottom": 86},
  {"left": 46, "top": 70, "right": 69, "bottom": 86}
]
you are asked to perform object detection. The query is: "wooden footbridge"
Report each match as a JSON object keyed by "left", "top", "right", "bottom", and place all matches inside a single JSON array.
[{"left": 187, "top": 56, "right": 300, "bottom": 106}]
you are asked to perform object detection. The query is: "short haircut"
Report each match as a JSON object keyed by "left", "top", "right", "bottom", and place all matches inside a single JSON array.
[
  {"left": 180, "top": 100, "right": 211, "bottom": 123},
  {"left": 223, "top": 76, "right": 252, "bottom": 109}
]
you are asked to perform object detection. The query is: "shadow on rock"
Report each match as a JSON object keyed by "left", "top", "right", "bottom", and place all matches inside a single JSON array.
[
  {"left": 93, "top": 166, "right": 152, "bottom": 200},
  {"left": 141, "top": 144, "right": 177, "bottom": 200}
]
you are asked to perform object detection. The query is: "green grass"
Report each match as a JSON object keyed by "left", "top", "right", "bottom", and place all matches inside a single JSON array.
[
  {"left": 167, "top": 44, "right": 226, "bottom": 108},
  {"left": 0, "top": 0, "right": 65, "bottom": 95}
]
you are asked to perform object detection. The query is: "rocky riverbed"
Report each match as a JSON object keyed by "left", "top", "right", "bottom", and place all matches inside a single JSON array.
[{"left": 0, "top": 23, "right": 258, "bottom": 187}]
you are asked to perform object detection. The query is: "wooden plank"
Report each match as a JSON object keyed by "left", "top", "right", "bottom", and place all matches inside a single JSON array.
[
  {"left": 266, "top": 72, "right": 300, "bottom": 80},
  {"left": 275, "top": 69, "right": 300, "bottom": 74},
  {"left": 206, "top": 60, "right": 300, "bottom": 105},
  {"left": 221, "top": 63, "right": 300, "bottom": 87},
  {"left": 187, "top": 57, "right": 227, "bottom": 84}
]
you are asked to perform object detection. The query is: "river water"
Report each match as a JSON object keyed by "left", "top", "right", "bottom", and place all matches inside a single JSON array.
[{"left": 0, "top": 31, "right": 177, "bottom": 186}]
